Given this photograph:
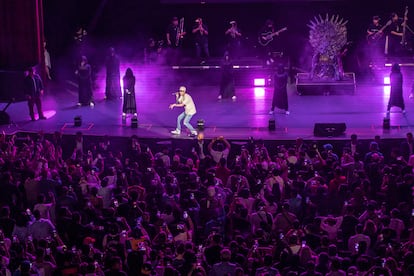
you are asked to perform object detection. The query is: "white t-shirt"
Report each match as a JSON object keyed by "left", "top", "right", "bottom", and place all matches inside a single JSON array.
[{"left": 179, "top": 94, "right": 196, "bottom": 115}]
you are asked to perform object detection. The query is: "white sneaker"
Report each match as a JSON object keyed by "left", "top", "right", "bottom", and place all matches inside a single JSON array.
[
  {"left": 90, "top": 102, "right": 95, "bottom": 107},
  {"left": 269, "top": 110, "right": 274, "bottom": 115},
  {"left": 285, "top": 111, "right": 290, "bottom": 115},
  {"left": 232, "top": 96, "right": 237, "bottom": 101},
  {"left": 218, "top": 95, "right": 222, "bottom": 100},
  {"left": 171, "top": 129, "right": 181, "bottom": 135},
  {"left": 77, "top": 102, "right": 81, "bottom": 106}
]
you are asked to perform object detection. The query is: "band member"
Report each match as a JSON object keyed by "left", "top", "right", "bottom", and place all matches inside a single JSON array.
[
  {"left": 269, "top": 64, "right": 289, "bottom": 115},
  {"left": 166, "top": 17, "right": 185, "bottom": 65},
  {"left": 44, "top": 41, "right": 52, "bottom": 80},
  {"left": 24, "top": 67, "right": 46, "bottom": 121},
  {"left": 144, "top": 38, "right": 163, "bottom": 65},
  {"left": 225, "top": 21, "right": 242, "bottom": 58},
  {"left": 367, "top": 16, "right": 383, "bottom": 40},
  {"left": 75, "top": 56, "right": 94, "bottom": 107},
  {"left": 386, "top": 13, "right": 404, "bottom": 56},
  {"left": 387, "top": 63, "right": 405, "bottom": 116},
  {"left": 192, "top": 18, "right": 209, "bottom": 64},
  {"left": 105, "top": 47, "right": 122, "bottom": 100},
  {"left": 169, "top": 86, "right": 197, "bottom": 136},
  {"left": 122, "top": 68, "right": 137, "bottom": 118},
  {"left": 218, "top": 54, "right": 236, "bottom": 101},
  {"left": 166, "top": 17, "right": 185, "bottom": 48},
  {"left": 259, "top": 19, "right": 277, "bottom": 65}
]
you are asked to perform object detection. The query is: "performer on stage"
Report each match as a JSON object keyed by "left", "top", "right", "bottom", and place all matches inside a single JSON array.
[
  {"left": 122, "top": 68, "right": 137, "bottom": 118},
  {"left": 387, "top": 63, "right": 405, "bottom": 116},
  {"left": 386, "top": 13, "right": 405, "bottom": 56},
  {"left": 192, "top": 18, "right": 209, "bottom": 64},
  {"left": 169, "top": 86, "right": 197, "bottom": 136},
  {"left": 269, "top": 64, "right": 289, "bottom": 115},
  {"left": 225, "top": 21, "right": 242, "bottom": 59},
  {"left": 24, "top": 67, "right": 46, "bottom": 121},
  {"left": 105, "top": 47, "right": 121, "bottom": 100},
  {"left": 75, "top": 56, "right": 94, "bottom": 107},
  {"left": 44, "top": 41, "right": 52, "bottom": 80},
  {"left": 218, "top": 54, "right": 236, "bottom": 101},
  {"left": 166, "top": 16, "right": 185, "bottom": 65},
  {"left": 259, "top": 19, "right": 277, "bottom": 65}
]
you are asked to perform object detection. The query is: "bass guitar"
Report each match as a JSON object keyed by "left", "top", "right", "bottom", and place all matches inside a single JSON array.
[
  {"left": 176, "top": 17, "right": 185, "bottom": 47},
  {"left": 401, "top": 6, "right": 408, "bottom": 46},
  {"left": 258, "top": 27, "right": 287, "bottom": 46},
  {"left": 366, "top": 20, "right": 391, "bottom": 43}
]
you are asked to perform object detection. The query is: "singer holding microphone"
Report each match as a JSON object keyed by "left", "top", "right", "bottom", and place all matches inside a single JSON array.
[
  {"left": 169, "top": 86, "right": 198, "bottom": 136},
  {"left": 192, "top": 17, "right": 209, "bottom": 64}
]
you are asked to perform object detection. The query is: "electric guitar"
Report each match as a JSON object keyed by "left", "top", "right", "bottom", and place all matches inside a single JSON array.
[
  {"left": 258, "top": 27, "right": 287, "bottom": 46},
  {"left": 366, "top": 20, "right": 391, "bottom": 43}
]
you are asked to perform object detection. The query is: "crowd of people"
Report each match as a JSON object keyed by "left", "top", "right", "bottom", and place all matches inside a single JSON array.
[{"left": 0, "top": 131, "right": 413, "bottom": 276}]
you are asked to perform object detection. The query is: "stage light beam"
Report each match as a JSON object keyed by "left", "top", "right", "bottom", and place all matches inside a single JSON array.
[
  {"left": 383, "top": 76, "right": 390, "bottom": 85},
  {"left": 254, "top": 87, "right": 265, "bottom": 98}
]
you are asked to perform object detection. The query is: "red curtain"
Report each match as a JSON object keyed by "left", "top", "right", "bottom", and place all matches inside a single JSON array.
[{"left": 0, "top": 0, "right": 44, "bottom": 70}]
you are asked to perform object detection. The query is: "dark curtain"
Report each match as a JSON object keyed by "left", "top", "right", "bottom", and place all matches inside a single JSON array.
[{"left": 0, "top": 0, "right": 44, "bottom": 70}]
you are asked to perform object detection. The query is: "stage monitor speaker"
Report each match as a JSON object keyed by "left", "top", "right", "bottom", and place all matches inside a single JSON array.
[
  {"left": 197, "top": 119, "right": 205, "bottom": 131},
  {"left": 314, "top": 123, "right": 346, "bottom": 137},
  {"left": 74, "top": 116, "right": 82, "bottom": 127},
  {"left": 0, "top": 111, "right": 10, "bottom": 125},
  {"left": 268, "top": 119, "right": 276, "bottom": 131},
  {"left": 131, "top": 117, "right": 138, "bottom": 128}
]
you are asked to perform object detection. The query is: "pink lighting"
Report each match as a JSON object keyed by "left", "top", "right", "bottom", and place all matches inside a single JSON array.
[
  {"left": 254, "top": 87, "right": 265, "bottom": 98},
  {"left": 383, "top": 76, "right": 390, "bottom": 85},
  {"left": 254, "top": 78, "right": 265, "bottom": 86}
]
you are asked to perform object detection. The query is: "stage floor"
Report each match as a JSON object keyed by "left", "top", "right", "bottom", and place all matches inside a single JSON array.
[{"left": 1, "top": 66, "right": 414, "bottom": 141}]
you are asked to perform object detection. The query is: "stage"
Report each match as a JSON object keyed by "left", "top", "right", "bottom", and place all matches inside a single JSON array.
[{"left": 1, "top": 61, "right": 414, "bottom": 142}]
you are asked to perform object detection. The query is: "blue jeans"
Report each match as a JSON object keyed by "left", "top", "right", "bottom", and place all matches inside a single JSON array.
[{"left": 177, "top": 112, "right": 196, "bottom": 132}]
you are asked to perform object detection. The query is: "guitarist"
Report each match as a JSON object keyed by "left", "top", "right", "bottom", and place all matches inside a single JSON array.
[
  {"left": 259, "top": 19, "right": 278, "bottom": 65},
  {"left": 366, "top": 16, "right": 385, "bottom": 63},
  {"left": 366, "top": 16, "right": 383, "bottom": 43},
  {"left": 166, "top": 16, "right": 186, "bottom": 65},
  {"left": 387, "top": 12, "right": 405, "bottom": 56}
]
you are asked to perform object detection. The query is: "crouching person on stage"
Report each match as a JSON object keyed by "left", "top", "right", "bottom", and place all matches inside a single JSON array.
[{"left": 169, "top": 86, "right": 198, "bottom": 137}]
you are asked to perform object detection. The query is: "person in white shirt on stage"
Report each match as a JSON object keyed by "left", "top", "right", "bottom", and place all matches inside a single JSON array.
[{"left": 169, "top": 86, "right": 197, "bottom": 136}]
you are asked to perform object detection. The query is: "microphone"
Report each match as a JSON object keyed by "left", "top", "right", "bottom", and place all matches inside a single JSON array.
[{"left": 171, "top": 92, "right": 178, "bottom": 96}]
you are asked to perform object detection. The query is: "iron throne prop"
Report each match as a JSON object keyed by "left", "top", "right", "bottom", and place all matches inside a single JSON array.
[{"left": 308, "top": 14, "right": 348, "bottom": 80}]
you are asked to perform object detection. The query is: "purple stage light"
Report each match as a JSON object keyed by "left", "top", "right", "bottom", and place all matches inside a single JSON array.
[
  {"left": 254, "top": 78, "right": 265, "bottom": 86},
  {"left": 383, "top": 76, "right": 390, "bottom": 85},
  {"left": 254, "top": 87, "right": 265, "bottom": 98}
]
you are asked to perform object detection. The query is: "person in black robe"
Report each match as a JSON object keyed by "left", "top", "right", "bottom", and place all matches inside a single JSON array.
[
  {"left": 387, "top": 63, "right": 405, "bottom": 115},
  {"left": 218, "top": 54, "right": 236, "bottom": 101},
  {"left": 122, "top": 68, "right": 137, "bottom": 118},
  {"left": 105, "top": 47, "right": 121, "bottom": 100},
  {"left": 75, "top": 56, "right": 93, "bottom": 106},
  {"left": 270, "top": 64, "right": 289, "bottom": 115}
]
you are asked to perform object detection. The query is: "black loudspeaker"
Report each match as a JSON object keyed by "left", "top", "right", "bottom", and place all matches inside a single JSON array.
[
  {"left": 131, "top": 117, "right": 138, "bottom": 128},
  {"left": 0, "top": 111, "right": 10, "bottom": 125},
  {"left": 74, "top": 116, "right": 82, "bottom": 127},
  {"left": 197, "top": 119, "right": 205, "bottom": 131},
  {"left": 314, "top": 123, "right": 346, "bottom": 137},
  {"left": 383, "top": 118, "right": 390, "bottom": 129},
  {"left": 268, "top": 119, "right": 276, "bottom": 131}
]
